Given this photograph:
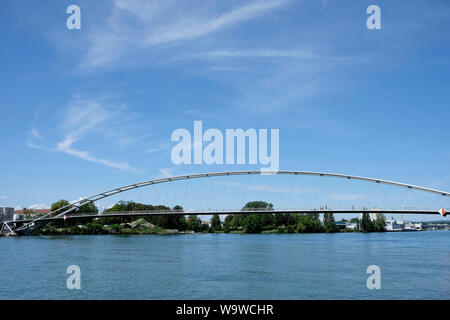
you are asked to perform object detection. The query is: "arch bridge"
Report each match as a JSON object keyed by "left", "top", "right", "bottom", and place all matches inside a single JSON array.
[{"left": 2, "top": 170, "right": 449, "bottom": 236}]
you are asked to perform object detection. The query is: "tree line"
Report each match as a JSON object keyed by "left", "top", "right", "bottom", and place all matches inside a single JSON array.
[{"left": 44, "top": 199, "right": 386, "bottom": 234}]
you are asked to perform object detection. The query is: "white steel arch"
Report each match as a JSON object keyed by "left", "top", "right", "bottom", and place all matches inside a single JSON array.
[{"left": 17, "top": 170, "right": 449, "bottom": 229}]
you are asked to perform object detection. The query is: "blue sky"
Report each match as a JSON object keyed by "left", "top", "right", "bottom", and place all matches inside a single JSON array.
[{"left": 1, "top": 0, "right": 450, "bottom": 219}]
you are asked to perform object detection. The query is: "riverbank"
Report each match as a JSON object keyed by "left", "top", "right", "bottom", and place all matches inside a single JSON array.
[
  {"left": 35, "top": 218, "right": 181, "bottom": 236},
  {"left": 34, "top": 219, "right": 360, "bottom": 236}
]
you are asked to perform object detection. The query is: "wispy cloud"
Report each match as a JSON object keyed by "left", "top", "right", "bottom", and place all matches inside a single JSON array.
[
  {"left": 30, "top": 128, "right": 43, "bottom": 141},
  {"left": 192, "top": 49, "right": 317, "bottom": 59},
  {"left": 0, "top": 195, "right": 7, "bottom": 200},
  {"left": 27, "top": 96, "right": 143, "bottom": 173},
  {"left": 147, "top": 143, "right": 171, "bottom": 154},
  {"left": 208, "top": 66, "right": 247, "bottom": 72},
  {"left": 79, "top": 0, "right": 292, "bottom": 70},
  {"left": 158, "top": 168, "right": 176, "bottom": 178},
  {"left": 64, "top": 0, "right": 368, "bottom": 114},
  {"left": 55, "top": 137, "right": 139, "bottom": 173},
  {"left": 141, "top": 0, "right": 288, "bottom": 45}
]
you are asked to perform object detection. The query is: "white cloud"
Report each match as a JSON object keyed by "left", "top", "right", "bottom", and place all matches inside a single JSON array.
[
  {"left": 30, "top": 128, "right": 42, "bottom": 141},
  {"left": 141, "top": 0, "right": 288, "bottom": 46},
  {"left": 79, "top": 0, "right": 292, "bottom": 70},
  {"left": 158, "top": 168, "right": 175, "bottom": 178},
  {"left": 28, "top": 203, "right": 49, "bottom": 210},
  {"left": 194, "top": 49, "right": 317, "bottom": 59},
  {"left": 60, "top": 1, "right": 366, "bottom": 114},
  {"left": 0, "top": 195, "right": 7, "bottom": 200},
  {"left": 27, "top": 96, "right": 143, "bottom": 173},
  {"left": 62, "top": 99, "right": 112, "bottom": 141},
  {"left": 146, "top": 143, "right": 171, "bottom": 154},
  {"left": 208, "top": 66, "right": 246, "bottom": 72},
  {"left": 56, "top": 136, "right": 140, "bottom": 173}
]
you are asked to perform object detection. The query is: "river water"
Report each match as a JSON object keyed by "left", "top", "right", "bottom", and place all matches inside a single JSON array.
[{"left": 0, "top": 231, "right": 448, "bottom": 299}]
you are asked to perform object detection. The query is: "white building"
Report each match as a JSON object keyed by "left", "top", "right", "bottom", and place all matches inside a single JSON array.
[
  {"left": 386, "top": 216, "right": 404, "bottom": 231},
  {"left": 385, "top": 217, "right": 422, "bottom": 231},
  {"left": 360, "top": 211, "right": 379, "bottom": 222},
  {"left": 346, "top": 222, "right": 358, "bottom": 230},
  {"left": 13, "top": 213, "right": 24, "bottom": 222},
  {"left": 0, "top": 207, "right": 14, "bottom": 222},
  {"left": 405, "top": 222, "right": 422, "bottom": 231}
]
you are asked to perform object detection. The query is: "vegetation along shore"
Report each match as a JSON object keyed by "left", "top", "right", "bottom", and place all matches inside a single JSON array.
[{"left": 22, "top": 200, "right": 390, "bottom": 236}]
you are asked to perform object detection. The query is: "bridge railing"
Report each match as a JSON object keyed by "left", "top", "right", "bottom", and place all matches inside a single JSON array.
[
  {"left": 33, "top": 206, "right": 441, "bottom": 219},
  {"left": 67, "top": 206, "right": 433, "bottom": 214}
]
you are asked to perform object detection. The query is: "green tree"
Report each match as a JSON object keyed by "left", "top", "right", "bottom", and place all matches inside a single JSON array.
[
  {"left": 172, "top": 206, "right": 186, "bottom": 231},
  {"left": 100, "top": 201, "right": 186, "bottom": 228},
  {"left": 236, "top": 201, "right": 273, "bottom": 230},
  {"left": 349, "top": 217, "right": 361, "bottom": 231},
  {"left": 83, "top": 223, "right": 107, "bottom": 235},
  {"left": 231, "top": 214, "right": 246, "bottom": 229},
  {"left": 285, "top": 213, "right": 296, "bottom": 226},
  {"left": 176, "top": 216, "right": 188, "bottom": 231},
  {"left": 323, "top": 212, "right": 338, "bottom": 233},
  {"left": 243, "top": 214, "right": 263, "bottom": 233},
  {"left": 104, "top": 201, "right": 154, "bottom": 213},
  {"left": 223, "top": 214, "right": 233, "bottom": 232},
  {"left": 108, "top": 224, "right": 124, "bottom": 234},
  {"left": 51, "top": 200, "right": 70, "bottom": 215},
  {"left": 261, "top": 213, "right": 274, "bottom": 230},
  {"left": 361, "top": 213, "right": 374, "bottom": 232},
  {"left": 172, "top": 205, "right": 183, "bottom": 212},
  {"left": 274, "top": 213, "right": 285, "bottom": 227},
  {"left": 210, "top": 214, "right": 222, "bottom": 231},
  {"left": 77, "top": 202, "right": 98, "bottom": 214},
  {"left": 242, "top": 201, "right": 273, "bottom": 211},
  {"left": 201, "top": 222, "right": 209, "bottom": 232},
  {"left": 296, "top": 214, "right": 324, "bottom": 233},
  {"left": 187, "top": 215, "right": 202, "bottom": 232},
  {"left": 101, "top": 201, "right": 152, "bottom": 224},
  {"left": 374, "top": 213, "right": 386, "bottom": 232},
  {"left": 296, "top": 222, "right": 306, "bottom": 233},
  {"left": 69, "top": 226, "right": 82, "bottom": 235},
  {"left": 287, "top": 225, "right": 295, "bottom": 233}
]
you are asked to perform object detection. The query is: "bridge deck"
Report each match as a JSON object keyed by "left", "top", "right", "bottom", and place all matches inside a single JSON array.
[{"left": 4, "top": 209, "right": 442, "bottom": 225}]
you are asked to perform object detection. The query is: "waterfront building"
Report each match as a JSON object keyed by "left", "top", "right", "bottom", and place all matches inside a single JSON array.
[
  {"left": 346, "top": 222, "right": 358, "bottom": 230},
  {"left": 386, "top": 217, "right": 404, "bottom": 231},
  {"left": 335, "top": 222, "right": 347, "bottom": 230},
  {"left": 0, "top": 207, "right": 14, "bottom": 222},
  {"left": 405, "top": 222, "right": 422, "bottom": 231},
  {"left": 14, "top": 209, "right": 51, "bottom": 217},
  {"left": 386, "top": 217, "right": 422, "bottom": 231},
  {"left": 13, "top": 213, "right": 24, "bottom": 222}
]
